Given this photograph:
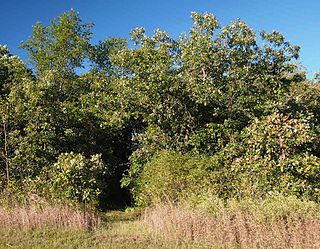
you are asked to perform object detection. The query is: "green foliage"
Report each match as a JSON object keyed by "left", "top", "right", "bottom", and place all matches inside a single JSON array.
[
  {"left": 280, "top": 81, "right": 320, "bottom": 154},
  {"left": 134, "top": 150, "right": 213, "bottom": 206},
  {"left": 187, "top": 193, "right": 320, "bottom": 222},
  {"left": 0, "top": 45, "right": 31, "bottom": 96},
  {"left": 134, "top": 112, "right": 320, "bottom": 204},
  {"left": 1, "top": 10, "right": 131, "bottom": 206},
  {"left": 211, "top": 113, "right": 320, "bottom": 201},
  {"left": 48, "top": 152, "right": 108, "bottom": 205},
  {"left": 2, "top": 10, "right": 320, "bottom": 209},
  {"left": 0, "top": 45, "right": 33, "bottom": 188},
  {"left": 246, "top": 113, "right": 313, "bottom": 159},
  {"left": 116, "top": 12, "right": 301, "bottom": 189},
  {"left": 21, "top": 9, "right": 92, "bottom": 78}
]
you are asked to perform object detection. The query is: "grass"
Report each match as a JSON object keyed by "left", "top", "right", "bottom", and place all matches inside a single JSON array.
[
  {"left": 2, "top": 195, "right": 320, "bottom": 248},
  {"left": 0, "top": 204, "right": 100, "bottom": 231},
  {"left": 0, "top": 209, "right": 211, "bottom": 249},
  {"left": 142, "top": 195, "right": 320, "bottom": 249}
]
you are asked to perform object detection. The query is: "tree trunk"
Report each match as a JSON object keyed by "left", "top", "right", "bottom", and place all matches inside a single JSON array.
[{"left": 2, "top": 116, "right": 9, "bottom": 186}]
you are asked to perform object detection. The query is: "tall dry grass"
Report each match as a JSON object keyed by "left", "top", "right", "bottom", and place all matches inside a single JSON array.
[
  {"left": 143, "top": 200, "right": 320, "bottom": 249},
  {"left": 0, "top": 201, "right": 101, "bottom": 231}
]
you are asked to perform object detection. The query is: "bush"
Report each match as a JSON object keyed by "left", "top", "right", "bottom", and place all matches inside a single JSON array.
[
  {"left": 135, "top": 113, "right": 320, "bottom": 205},
  {"left": 134, "top": 150, "right": 214, "bottom": 206},
  {"left": 48, "top": 152, "right": 109, "bottom": 205},
  {"left": 226, "top": 113, "right": 320, "bottom": 200}
]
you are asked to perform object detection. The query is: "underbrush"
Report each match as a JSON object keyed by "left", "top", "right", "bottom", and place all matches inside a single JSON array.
[
  {"left": 142, "top": 195, "right": 320, "bottom": 248},
  {"left": 0, "top": 191, "right": 101, "bottom": 231},
  {"left": 0, "top": 202, "right": 100, "bottom": 231}
]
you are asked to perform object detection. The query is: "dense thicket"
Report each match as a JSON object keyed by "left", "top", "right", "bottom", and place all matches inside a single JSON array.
[{"left": 1, "top": 10, "right": 319, "bottom": 207}]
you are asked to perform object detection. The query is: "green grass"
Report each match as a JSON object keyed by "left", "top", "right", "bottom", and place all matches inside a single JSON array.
[{"left": 0, "top": 210, "right": 212, "bottom": 249}]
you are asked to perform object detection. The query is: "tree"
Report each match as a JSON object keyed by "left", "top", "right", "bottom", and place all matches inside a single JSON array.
[
  {"left": 21, "top": 9, "right": 92, "bottom": 79},
  {"left": 113, "top": 12, "right": 301, "bottom": 188},
  {"left": 0, "top": 45, "right": 32, "bottom": 188},
  {"left": 209, "top": 112, "right": 320, "bottom": 201},
  {"left": 12, "top": 10, "right": 132, "bottom": 205},
  {"left": 2, "top": 10, "right": 316, "bottom": 207}
]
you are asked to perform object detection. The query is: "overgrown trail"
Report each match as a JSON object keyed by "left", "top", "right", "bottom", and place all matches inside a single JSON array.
[{"left": 0, "top": 210, "right": 210, "bottom": 249}]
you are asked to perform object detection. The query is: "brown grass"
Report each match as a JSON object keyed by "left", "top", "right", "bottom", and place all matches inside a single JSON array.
[
  {"left": 0, "top": 202, "right": 101, "bottom": 231},
  {"left": 143, "top": 204, "right": 320, "bottom": 249}
]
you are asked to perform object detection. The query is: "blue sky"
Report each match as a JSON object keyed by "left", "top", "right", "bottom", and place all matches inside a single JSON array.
[{"left": 1, "top": 0, "right": 319, "bottom": 77}]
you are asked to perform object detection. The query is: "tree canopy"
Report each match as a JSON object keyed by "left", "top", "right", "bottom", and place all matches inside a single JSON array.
[{"left": 1, "top": 10, "right": 319, "bottom": 207}]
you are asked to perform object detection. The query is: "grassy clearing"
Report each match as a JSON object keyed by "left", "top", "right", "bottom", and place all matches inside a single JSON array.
[
  {"left": 0, "top": 209, "right": 210, "bottom": 249},
  {"left": 2, "top": 196, "right": 320, "bottom": 248}
]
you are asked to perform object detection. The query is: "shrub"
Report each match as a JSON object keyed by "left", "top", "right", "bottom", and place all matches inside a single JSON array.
[
  {"left": 135, "top": 113, "right": 320, "bottom": 205},
  {"left": 134, "top": 150, "right": 214, "bottom": 206},
  {"left": 226, "top": 113, "right": 320, "bottom": 200},
  {"left": 48, "top": 152, "right": 109, "bottom": 205}
]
